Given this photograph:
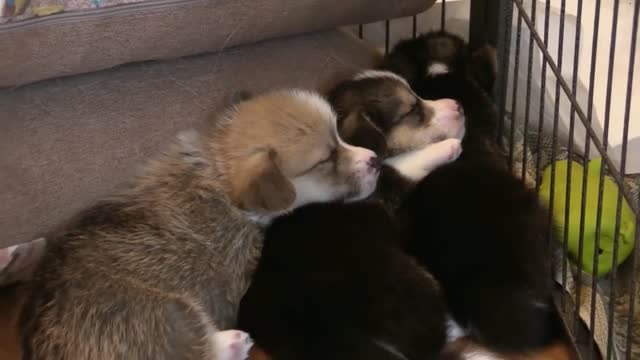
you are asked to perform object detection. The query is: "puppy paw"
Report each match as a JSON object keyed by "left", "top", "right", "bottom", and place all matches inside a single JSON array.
[
  {"left": 384, "top": 138, "right": 462, "bottom": 181},
  {"left": 212, "top": 330, "right": 253, "bottom": 360}
]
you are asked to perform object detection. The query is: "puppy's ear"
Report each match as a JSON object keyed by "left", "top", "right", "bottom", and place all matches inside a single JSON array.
[
  {"left": 229, "top": 149, "right": 295, "bottom": 212},
  {"left": 339, "top": 110, "right": 388, "bottom": 158},
  {"left": 382, "top": 50, "right": 418, "bottom": 85},
  {"left": 470, "top": 45, "right": 497, "bottom": 94}
]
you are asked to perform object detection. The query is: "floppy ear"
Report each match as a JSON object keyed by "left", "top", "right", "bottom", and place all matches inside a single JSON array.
[
  {"left": 338, "top": 110, "right": 389, "bottom": 158},
  {"left": 382, "top": 50, "right": 419, "bottom": 85},
  {"left": 228, "top": 149, "right": 295, "bottom": 212},
  {"left": 470, "top": 45, "right": 497, "bottom": 94}
]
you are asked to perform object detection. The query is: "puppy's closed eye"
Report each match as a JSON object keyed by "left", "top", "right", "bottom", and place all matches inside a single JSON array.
[
  {"left": 401, "top": 101, "right": 420, "bottom": 119},
  {"left": 319, "top": 148, "right": 338, "bottom": 164},
  {"left": 300, "top": 148, "right": 338, "bottom": 175}
]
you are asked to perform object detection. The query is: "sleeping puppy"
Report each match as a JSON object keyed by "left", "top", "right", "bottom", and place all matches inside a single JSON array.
[
  {"left": 330, "top": 69, "right": 465, "bottom": 211},
  {"left": 237, "top": 71, "right": 465, "bottom": 360},
  {"left": 384, "top": 32, "right": 575, "bottom": 360},
  {"left": 19, "top": 89, "right": 380, "bottom": 360}
]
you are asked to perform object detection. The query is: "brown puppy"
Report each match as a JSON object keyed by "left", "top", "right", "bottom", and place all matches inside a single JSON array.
[{"left": 19, "top": 89, "right": 380, "bottom": 360}]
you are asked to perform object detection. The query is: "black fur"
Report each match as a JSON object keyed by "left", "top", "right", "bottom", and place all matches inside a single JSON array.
[
  {"left": 383, "top": 32, "right": 501, "bottom": 164},
  {"left": 238, "top": 66, "right": 454, "bottom": 360},
  {"left": 384, "top": 31, "right": 565, "bottom": 352},
  {"left": 237, "top": 202, "right": 447, "bottom": 360}
]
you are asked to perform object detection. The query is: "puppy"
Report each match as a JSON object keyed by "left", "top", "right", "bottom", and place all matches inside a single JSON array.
[
  {"left": 237, "top": 71, "right": 466, "bottom": 360},
  {"left": 18, "top": 89, "right": 380, "bottom": 360},
  {"left": 384, "top": 32, "right": 575, "bottom": 360},
  {"left": 330, "top": 69, "right": 465, "bottom": 211}
]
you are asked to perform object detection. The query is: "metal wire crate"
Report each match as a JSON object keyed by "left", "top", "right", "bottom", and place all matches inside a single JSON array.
[{"left": 357, "top": 1, "right": 640, "bottom": 359}]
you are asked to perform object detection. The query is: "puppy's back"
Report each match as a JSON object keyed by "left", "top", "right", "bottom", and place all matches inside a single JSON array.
[
  {"left": 400, "top": 154, "right": 561, "bottom": 352},
  {"left": 19, "top": 152, "right": 257, "bottom": 359},
  {"left": 382, "top": 30, "right": 572, "bottom": 358},
  {"left": 19, "top": 199, "right": 233, "bottom": 360}
]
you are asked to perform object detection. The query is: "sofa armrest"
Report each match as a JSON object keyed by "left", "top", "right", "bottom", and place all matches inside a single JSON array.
[{"left": 0, "top": 0, "right": 435, "bottom": 87}]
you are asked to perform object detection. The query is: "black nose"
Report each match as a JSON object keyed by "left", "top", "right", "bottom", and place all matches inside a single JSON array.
[{"left": 368, "top": 156, "right": 381, "bottom": 171}]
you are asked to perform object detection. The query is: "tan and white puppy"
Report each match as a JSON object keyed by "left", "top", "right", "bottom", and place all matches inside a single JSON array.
[{"left": 19, "top": 89, "right": 380, "bottom": 360}]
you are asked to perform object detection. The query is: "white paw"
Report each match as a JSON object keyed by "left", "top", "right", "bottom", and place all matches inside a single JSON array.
[
  {"left": 446, "top": 318, "right": 466, "bottom": 342},
  {"left": 430, "top": 138, "right": 463, "bottom": 164},
  {"left": 212, "top": 330, "right": 253, "bottom": 360},
  {"left": 384, "top": 139, "right": 462, "bottom": 182}
]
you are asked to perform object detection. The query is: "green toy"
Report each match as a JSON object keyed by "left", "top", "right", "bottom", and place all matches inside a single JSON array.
[{"left": 539, "top": 158, "right": 636, "bottom": 276}]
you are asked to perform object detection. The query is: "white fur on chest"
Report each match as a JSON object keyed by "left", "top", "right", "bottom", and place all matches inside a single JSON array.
[{"left": 426, "top": 62, "right": 450, "bottom": 76}]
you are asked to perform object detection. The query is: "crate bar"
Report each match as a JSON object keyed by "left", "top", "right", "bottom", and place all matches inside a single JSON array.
[
  {"left": 624, "top": 4, "right": 640, "bottom": 358},
  {"left": 590, "top": 0, "right": 622, "bottom": 297},
  {"left": 581, "top": 3, "right": 603, "bottom": 357},
  {"left": 521, "top": 0, "right": 538, "bottom": 188},
  {"left": 565, "top": 0, "right": 584, "bottom": 326},
  {"left": 358, "top": 24, "right": 363, "bottom": 39},
  {"left": 575, "top": 0, "right": 603, "bottom": 342},
  {"left": 494, "top": 0, "right": 514, "bottom": 146},
  {"left": 469, "top": 0, "right": 494, "bottom": 49},
  {"left": 511, "top": 0, "right": 638, "bottom": 216},
  {"left": 412, "top": 15, "right": 417, "bottom": 38},
  {"left": 547, "top": 0, "right": 568, "bottom": 311},
  {"left": 594, "top": 1, "right": 623, "bottom": 359},
  {"left": 385, "top": 20, "right": 390, "bottom": 54},
  {"left": 534, "top": 0, "right": 551, "bottom": 194},
  {"left": 441, "top": 0, "right": 446, "bottom": 31},
  {"left": 508, "top": 8, "right": 523, "bottom": 171}
]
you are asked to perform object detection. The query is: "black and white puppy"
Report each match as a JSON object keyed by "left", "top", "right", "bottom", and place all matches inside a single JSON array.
[
  {"left": 384, "top": 32, "right": 574, "bottom": 360},
  {"left": 237, "top": 72, "right": 466, "bottom": 360}
]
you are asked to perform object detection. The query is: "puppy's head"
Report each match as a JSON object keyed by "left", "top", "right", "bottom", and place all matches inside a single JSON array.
[
  {"left": 218, "top": 89, "right": 379, "bottom": 214},
  {"left": 382, "top": 31, "right": 496, "bottom": 95},
  {"left": 329, "top": 70, "right": 465, "bottom": 157}
]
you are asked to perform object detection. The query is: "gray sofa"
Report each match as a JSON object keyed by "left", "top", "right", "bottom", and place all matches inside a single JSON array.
[{"left": 0, "top": 0, "right": 434, "bottom": 251}]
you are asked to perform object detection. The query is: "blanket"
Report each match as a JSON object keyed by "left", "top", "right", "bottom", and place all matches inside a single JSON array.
[{"left": 1, "top": 0, "right": 147, "bottom": 23}]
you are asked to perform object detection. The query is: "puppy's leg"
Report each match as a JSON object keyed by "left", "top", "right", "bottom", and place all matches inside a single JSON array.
[
  {"left": 354, "top": 258, "right": 447, "bottom": 360},
  {"left": 384, "top": 138, "right": 462, "bottom": 181},
  {"left": 21, "top": 280, "right": 251, "bottom": 360},
  {"left": 212, "top": 330, "right": 253, "bottom": 360}
]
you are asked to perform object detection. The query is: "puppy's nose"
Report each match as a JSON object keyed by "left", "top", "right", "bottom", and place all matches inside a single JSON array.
[
  {"left": 431, "top": 98, "right": 464, "bottom": 119},
  {"left": 368, "top": 156, "right": 382, "bottom": 171},
  {"left": 437, "top": 98, "right": 460, "bottom": 112}
]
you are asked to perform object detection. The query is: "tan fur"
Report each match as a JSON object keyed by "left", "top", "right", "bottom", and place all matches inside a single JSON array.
[
  {"left": 19, "top": 89, "right": 376, "bottom": 360},
  {"left": 229, "top": 149, "right": 295, "bottom": 212},
  {"left": 248, "top": 345, "right": 272, "bottom": 360},
  {"left": 442, "top": 338, "right": 576, "bottom": 360},
  {"left": 519, "top": 342, "right": 577, "bottom": 360}
]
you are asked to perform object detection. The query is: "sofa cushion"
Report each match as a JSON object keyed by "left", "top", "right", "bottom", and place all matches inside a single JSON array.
[
  {"left": 0, "top": 0, "right": 433, "bottom": 87},
  {"left": 0, "top": 29, "right": 381, "bottom": 248}
]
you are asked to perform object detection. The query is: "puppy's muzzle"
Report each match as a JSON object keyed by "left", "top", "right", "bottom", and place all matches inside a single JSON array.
[
  {"left": 426, "top": 98, "right": 466, "bottom": 139},
  {"left": 431, "top": 99, "right": 464, "bottom": 119}
]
